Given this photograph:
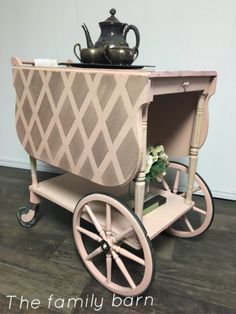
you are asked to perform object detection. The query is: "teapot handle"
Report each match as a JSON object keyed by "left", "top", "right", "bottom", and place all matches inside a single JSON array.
[
  {"left": 124, "top": 25, "right": 140, "bottom": 49},
  {"left": 73, "top": 43, "right": 82, "bottom": 62}
]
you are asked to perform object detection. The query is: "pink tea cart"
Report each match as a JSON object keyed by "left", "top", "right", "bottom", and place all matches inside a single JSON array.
[{"left": 11, "top": 57, "right": 217, "bottom": 296}]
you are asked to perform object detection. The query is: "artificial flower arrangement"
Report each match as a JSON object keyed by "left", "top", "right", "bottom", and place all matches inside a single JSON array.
[
  {"left": 123, "top": 145, "right": 168, "bottom": 209},
  {"left": 145, "top": 145, "right": 169, "bottom": 183}
]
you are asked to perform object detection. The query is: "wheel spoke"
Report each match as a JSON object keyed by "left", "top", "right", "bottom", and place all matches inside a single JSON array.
[
  {"left": 192, "top": 186, "right": 201, "bottom": 194},
  {"left": 84, "top": 204, "right": 105, "bottom": 239},
  {"left": 76, "top": 226, "right": 102, "bottom": 242},
  {"left": 173, "top": 170, "right": 180, "bottom": 194},
  {"left": 192, "top": 206, "right": 207, "bottom": 216},
  {"left": 113, "top": 245, "right": 145, "bottom": 266},
  {"left": 86, "top": 246, "right": 103, "bottom": 260},
  {"left": 111, "top": 251, "right": 136, "bottom": 289},
  {"left": 106, "top": 204, "right": 111, "bottom": 233},
  {"left": 180, "top": 186, "right": 201, "bottom": 197},
  {"left": 162, "top": 178, "right": 171, "bottom": 192},
  {"left": 113, "top": 227, "right": 133, "bottom": 243},
  {"left": 106, "top": 253, "right": 112, "bottom": 283},
  {"left": 184, "top": 215, "right": 194, "bottom": 232}
]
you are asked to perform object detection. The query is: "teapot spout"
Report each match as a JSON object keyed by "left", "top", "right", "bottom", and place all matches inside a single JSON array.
[{"left": 82, "top": 23, "right": 94, "bottom": 48}]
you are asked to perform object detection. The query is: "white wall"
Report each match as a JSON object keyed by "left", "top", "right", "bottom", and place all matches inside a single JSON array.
[{"left": 0, "top": 0, "right": 235, "bottom": 199}]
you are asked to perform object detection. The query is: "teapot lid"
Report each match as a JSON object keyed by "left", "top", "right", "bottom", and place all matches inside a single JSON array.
[{"left": 100, "top": 8, "right": 124, "bottom": 25}]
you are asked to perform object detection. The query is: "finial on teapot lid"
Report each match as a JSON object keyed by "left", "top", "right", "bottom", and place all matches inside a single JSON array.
[
  {"left": 110, "top": 8, "right": 116, "bottom": 16},
  {"left": 103, "top": 8, "right": 120, "bottom": 23}
]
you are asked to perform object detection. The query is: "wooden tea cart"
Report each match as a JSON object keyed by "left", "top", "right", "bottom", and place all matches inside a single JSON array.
[{"left": 11, "top": 57, "right": 217, "bottom": 296}]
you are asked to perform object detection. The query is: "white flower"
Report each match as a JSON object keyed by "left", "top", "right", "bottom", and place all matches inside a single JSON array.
[
  {"left": 145, "top": 154, "right": 153, "bottom": 174},
  {"left": 152, "top": 154, "right": 158, "bottom": 162},
  {"left": 160, "top": 152, "right": 168, "bottom": 162},
  {"left": 145, "top": 144, "right": 169, "bottom": 182},
  {"left": 154, "top": 145, "right": 164, "bottom": 154}
]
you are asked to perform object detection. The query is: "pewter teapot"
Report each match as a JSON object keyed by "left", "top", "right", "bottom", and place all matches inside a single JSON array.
[{"left": 82, "top": 8, "right": 140, "bottom": 50}]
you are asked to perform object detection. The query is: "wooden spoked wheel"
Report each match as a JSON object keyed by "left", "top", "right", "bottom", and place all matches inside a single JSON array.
[
  {"left": 73, "top": 193, "right": 155, "bottom": 296},
  {"left": 163, "top": 162, "right": 214, "bottom": 238}
]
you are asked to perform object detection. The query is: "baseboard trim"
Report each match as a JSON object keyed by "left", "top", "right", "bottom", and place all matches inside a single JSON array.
[
  {"left": 0, "top": 159, "right": 235, "bottom": 201},
  {"left": 0, "top": 158, "right": 61, "bottom": 174},
  {"left": 210, "top": 189, "right": 236, "bottom": 201}
]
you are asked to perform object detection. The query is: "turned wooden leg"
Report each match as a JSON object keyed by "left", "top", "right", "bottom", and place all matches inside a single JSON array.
[
  {"left": 29, "top": 155, "right": 41, "bottom": 204},
  {"left": 134, "top": 105, "right": 149, "bottom": 220},
  {"left": 134, "top": 172, "right": 146, "bottom": 219},
  {"left": 16, "top": 156, "right": 41, "bottom": 228},
  {"left": 186, "top": 92, "right": 207, "bottom": 204},
  {"left": 30, "top": 155, "right": 38, "bottom": 187}
]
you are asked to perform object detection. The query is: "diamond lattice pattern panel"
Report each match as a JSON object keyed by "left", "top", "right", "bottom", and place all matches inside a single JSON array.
[{"left": 13, "top": 68, "right": 149, "bottom": 187}]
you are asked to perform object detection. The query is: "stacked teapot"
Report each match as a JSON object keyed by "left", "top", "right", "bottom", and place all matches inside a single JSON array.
[{"left": 74, "top": 9, "right": 140, "bottom": 65}]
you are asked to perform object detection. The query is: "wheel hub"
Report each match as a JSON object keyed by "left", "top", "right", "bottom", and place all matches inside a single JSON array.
[{"left": 100, "top": 240, "right": 110, "bottom": 253}]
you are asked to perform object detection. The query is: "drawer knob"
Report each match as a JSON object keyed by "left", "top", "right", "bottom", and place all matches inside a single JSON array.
[{"left": 182, "top": 81, "right": 190, "bottom": 91}]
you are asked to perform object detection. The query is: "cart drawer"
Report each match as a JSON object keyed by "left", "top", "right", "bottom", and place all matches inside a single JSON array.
[{"left": 151, "top": 76, "right": 211, "bottom": 95}]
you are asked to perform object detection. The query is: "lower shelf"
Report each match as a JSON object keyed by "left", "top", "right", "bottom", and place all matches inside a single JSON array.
[
  {"left": 29, "top": 173, "right": 127, "bottom": 212},
  {"left": 142, "top": 194, "right": 193, "bottom": 240},
  {"left": 30, "top": 173, "right": 193, "bottom": 248}
]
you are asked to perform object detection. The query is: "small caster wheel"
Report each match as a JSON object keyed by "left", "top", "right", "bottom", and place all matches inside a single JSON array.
[{"left": 16, "top": 204, "right": 39, "bottom": 228}]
